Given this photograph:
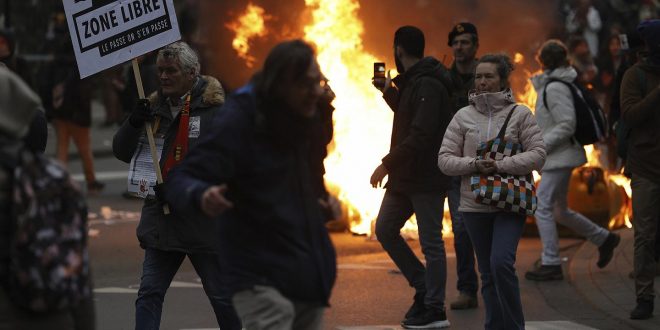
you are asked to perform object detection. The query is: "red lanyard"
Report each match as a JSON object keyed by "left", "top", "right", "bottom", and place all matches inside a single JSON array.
[{"left": 162, "top": 94, "right": 191, "bottom": 178}]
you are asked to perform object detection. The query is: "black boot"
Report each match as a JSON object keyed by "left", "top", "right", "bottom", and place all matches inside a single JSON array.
[
  {"left": 630, "top": 298, "right": 654, "bottom": 320},
  {"left": 597, "top": 232, "right": 620, "bottom": 268}
]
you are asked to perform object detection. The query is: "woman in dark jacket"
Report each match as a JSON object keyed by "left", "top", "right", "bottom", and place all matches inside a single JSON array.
[{"left": 165, "top": 40, "right": 337, "bottom": 330}]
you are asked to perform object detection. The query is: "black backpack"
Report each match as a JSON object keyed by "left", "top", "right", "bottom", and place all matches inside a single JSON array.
[
  {"left": 543, "top": 78, "right": 608, "bottom": 145},
  {"left": 3, "top": 146, "right": 91, "bottom": 312}
]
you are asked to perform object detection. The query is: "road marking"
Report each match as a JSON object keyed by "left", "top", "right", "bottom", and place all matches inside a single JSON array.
[
  {"left": 170, "top": 281, "right": 203, "bottom": 288},
  {"left": 338, "top": 264, "right": 392, "bottom": 270},
  {"left": 94, "top": 287, "right": 138, "bottom": 294},
  {"left": 71, "top": 171, "right": 127, "bottom": 181},
  {"left": 338, "top": 321, "right": 598, "bottom": 330},
  {"left": 337, "top": 326, "right": 401, "bottom": 330},
  {"left": 94, "top": 281, "right": 202, "bottom": 294},
  {"left": 89, "top": 218, "right": 140, "bottom": 226},
  {"left": 526, "top": 321, "right": 599, "bottom": 330}
]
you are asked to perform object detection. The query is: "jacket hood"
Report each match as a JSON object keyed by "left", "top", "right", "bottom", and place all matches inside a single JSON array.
[
  {"left": 0, "top": 66, "right": 40, "bottom": 139},
  {"left": 530, "top": 66, "right": 578, "bottom": 91},
  {"left": 468, "top": 88, "right": 516, "bottom": 115},
  {"left": 395, "top": 56, "right": 452, "bottom": 90},
  {"left": 149, "top": 75, "right": 225, "bottom": 109}
]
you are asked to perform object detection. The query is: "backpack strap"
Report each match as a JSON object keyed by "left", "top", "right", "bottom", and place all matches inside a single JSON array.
[
  {"left": 542, "top": 78, "right": 583, "bottom": 145},
  {"left": 496, "top": 105, "right": 519, "bottom": 140},
  {"left": 542, "top": 78, "right": 573, "bottom": 111}
]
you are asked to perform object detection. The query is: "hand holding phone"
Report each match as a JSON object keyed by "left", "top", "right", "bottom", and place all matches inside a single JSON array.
[{"left": 373, "top": 62, "right": 387, "bottom": 90}]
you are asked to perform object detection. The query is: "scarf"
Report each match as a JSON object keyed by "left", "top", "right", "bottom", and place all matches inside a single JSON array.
[{"left": 162, "top": 94, "right": 191, "bottom": 178}]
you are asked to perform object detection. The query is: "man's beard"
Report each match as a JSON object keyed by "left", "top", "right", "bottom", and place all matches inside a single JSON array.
[{"left": 394, "top": 50, "right": 405, "bottom": 74}]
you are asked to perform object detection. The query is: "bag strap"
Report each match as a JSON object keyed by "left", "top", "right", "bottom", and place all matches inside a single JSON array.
[{"left": 496, "top": 105, "right": 518, "bottom": 139}]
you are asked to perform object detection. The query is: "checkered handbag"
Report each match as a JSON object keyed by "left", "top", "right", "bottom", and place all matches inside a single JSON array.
[{"left": 469, "top": 105, "right": 537, "bottom": 216}]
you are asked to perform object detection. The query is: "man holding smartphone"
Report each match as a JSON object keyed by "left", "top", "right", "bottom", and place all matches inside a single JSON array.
[
  {"left": 445, "top": 22, "right": 481, "bottom": 310},
  {"left": 371, "top": 26, "right": 453, "bottom": 328}
]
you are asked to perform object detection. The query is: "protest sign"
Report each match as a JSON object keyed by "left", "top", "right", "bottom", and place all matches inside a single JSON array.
[{"left": 63, "top": 0, "right": 181, "bottom": 78}]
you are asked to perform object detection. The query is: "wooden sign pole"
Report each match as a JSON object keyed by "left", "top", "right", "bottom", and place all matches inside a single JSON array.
[{"left": 132, "top": 58, "right": 170, "bottom": 214}]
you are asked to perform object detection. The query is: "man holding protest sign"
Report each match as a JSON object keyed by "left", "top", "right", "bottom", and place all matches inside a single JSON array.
[{"left": 112, "top": 41, "right": 241, "bottom": 330}]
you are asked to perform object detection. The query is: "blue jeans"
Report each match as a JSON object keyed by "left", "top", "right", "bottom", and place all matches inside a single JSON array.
[
  {"left": 463, "top": 212, "right": 525, "bottom": 330},
  {"left": 535, "top": 168, "right": 608, "bottom": 265},
  {"left": 448, "top": 176, "right": 478, "bottom": 296},
  {"left": 375, "top": 190, "right": 447, "bottom": 310},
  {"left": 135, "top": 248, "right": 241, "bottom": 330}
]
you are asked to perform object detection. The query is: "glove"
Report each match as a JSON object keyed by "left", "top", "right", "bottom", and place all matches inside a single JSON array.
[{"left": 128, "top": 99, "right": 153, "bottom": 128}]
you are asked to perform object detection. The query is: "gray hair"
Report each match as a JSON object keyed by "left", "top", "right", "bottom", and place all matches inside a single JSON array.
[{"left": 157, "top": 41, "right": 201, "bottom": 75}]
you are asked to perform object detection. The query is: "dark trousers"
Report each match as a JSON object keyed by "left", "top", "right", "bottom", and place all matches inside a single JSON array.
[
  {"left": 135, "top": 248, "right": 241, "bottom": 330},
  {"left": 631, "top": 174, "right": 660, "bottom": 300},
  {"left": 448, "top": 176, "right": 478, "bottom": 296},
  {"left": 463, "top": 212, "right": 525, "bottom": 330},
  {"left": 375, "top": 190, "right": 447, "bottom": 310}
]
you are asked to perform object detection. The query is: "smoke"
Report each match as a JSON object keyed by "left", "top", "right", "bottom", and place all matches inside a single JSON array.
[{"left": 200, "top": 0, "right": 560, "bottom": 92}]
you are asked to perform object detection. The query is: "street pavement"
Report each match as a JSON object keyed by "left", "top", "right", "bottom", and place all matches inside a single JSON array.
[{"left": 47, "top": 102, "right": 659, "bottom": 329}]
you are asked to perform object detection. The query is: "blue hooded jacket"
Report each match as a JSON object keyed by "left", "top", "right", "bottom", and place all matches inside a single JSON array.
[{"left": 165, "top": 84, "right": 337, "bottom": 304}]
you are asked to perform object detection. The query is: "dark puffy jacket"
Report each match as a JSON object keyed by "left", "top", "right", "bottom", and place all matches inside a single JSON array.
[
  {"left": 164, "top": 85, "right": 337, "bottom": 304},
  {"left": 112, "top": 76, "right": 225, "bottom": 253},
  {"left": 449, "top": 61, "right": 476, "bottom": 113},
  {"left": 381, "top": 57, "right": 454, "bottom": 193}
]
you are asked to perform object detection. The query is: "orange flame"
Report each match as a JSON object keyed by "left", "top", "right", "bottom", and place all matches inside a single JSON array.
[
  {"left": 303, "top": 0, "right": 452, "bottom": 236},
  {"left": 226, "top": 3, "right": 271, "bottom": 68}
]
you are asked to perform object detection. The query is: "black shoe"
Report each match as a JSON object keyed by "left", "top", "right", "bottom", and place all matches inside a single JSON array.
[
  {"left": 525, "top": 265, "right": 563, "bottom": 281},
  {"left": 630, "top": 298, "right": 654, "bottom": 320},
  {"left": 404, "top": 291, "right": 427, "bottom": 321},
  {"left": 597, "top": 232, "right": 620, "bottom": 268},
  {"left": 402, "top": 308, "right": 450, "bottom": 329}
]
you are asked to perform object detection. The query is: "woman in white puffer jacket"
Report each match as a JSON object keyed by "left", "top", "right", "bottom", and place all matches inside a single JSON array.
[
  {"left": 524, "top": 39, "right": 620, "bottom": 282},
  {"left": 438, "top": 54, "right": 545, "bottom": 330}
]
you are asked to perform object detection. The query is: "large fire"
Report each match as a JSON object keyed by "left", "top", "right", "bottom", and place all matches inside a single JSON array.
[
  {"left": 226, "top": 3, "right": 271, "bottom": 68},
  {"left": 303, "top": 0, "right": 451, "bottom": 237},
  {"left": 225, "top": 3, "right": 629, "bottom": 236}
]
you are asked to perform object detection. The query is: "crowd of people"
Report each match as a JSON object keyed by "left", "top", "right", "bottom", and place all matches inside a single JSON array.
[{"left": 1, "top": 1, "right": 660, "bottom": 329}]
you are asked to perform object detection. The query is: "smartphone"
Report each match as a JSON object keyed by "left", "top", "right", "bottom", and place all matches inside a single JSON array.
[
  {"left": 374, "top": 62, "right": 386, "bottom": 88},
  {"left": 374, "top": 62, "right": 386, "bottom": 78}
]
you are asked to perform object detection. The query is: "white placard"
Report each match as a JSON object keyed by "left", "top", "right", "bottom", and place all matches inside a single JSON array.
[
  {"left": 127, "top": 135, "right": 164, "bottom": 198},
  {"left": 62, "top": 0, "right": 181, "bottom": 78}
]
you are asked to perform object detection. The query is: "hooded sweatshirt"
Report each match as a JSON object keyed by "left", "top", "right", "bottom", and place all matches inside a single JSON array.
[
  {"left": 620, "top": 59, "right": 660, "bottom": 183},
  {"left": 531, "top": 66, "right": 588, "bottom": 171},
  {"left": 381, "top": 56, "right": 454, "bottom": 193},
  {"left": 0, "top": 66, "right": 40, "bottom": 139},
  {"left": 438, "top": 89, "right": 546, "bottom": 213}
]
